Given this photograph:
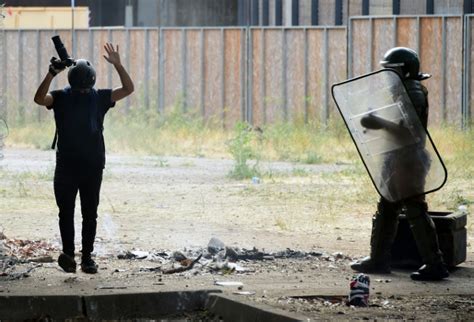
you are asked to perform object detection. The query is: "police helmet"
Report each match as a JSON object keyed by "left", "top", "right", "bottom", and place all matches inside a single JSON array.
[
  {"left": 380, "top": 47, "right": 420, "bottom": 79},
  {"left": 68, "top": 59, "right": 96, "bottom": 90}
]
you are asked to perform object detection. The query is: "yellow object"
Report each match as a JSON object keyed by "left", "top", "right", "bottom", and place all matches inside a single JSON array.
[{"left": 2, "top": 6, "right": 89, "bottom": 29}]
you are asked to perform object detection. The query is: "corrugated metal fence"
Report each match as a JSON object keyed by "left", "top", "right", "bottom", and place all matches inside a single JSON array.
[{"left": 0, "top": 15, "right": 472, "bottom": 128}]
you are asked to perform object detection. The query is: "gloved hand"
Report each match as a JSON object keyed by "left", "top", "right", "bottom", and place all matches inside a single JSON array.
[
  {"left": 49, "top": 57, "right": 66, "bottom": 76},
  {"left": 360, "top": 113, "right": 384, "bottom": 129}
]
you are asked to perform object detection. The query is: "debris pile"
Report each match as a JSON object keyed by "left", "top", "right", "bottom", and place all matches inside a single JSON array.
[
  {"left": 1, "top": 234, "right": 57, "bottom": 261},
  {"left": 0, "top": 231, "right": 57, "bottom": 280},
  {"left": 116, "top": 237, "right": 352, "bottom": 276}
]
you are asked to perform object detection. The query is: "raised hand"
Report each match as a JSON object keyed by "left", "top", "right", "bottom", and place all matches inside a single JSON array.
[{"left": 103, "top": 43, "right": 121, "bottom": 66}]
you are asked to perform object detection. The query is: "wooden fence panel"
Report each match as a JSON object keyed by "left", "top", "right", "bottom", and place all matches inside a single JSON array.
[
  {"left": 350, "top": 16, "right": 464, "bottom": 126},
  {"left": 2, "top": 20, "right": 470, "bottom": 129},
  {"left": 223, "top": 29, "right": 245, "bottom": 129}
]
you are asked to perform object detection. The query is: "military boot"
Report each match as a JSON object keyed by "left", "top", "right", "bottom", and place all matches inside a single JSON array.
[
  {"left": 405, "top": 201, "right": 449, "bottom": 281},
  {"left": 351, "top": 200, "right": 399, "bottom": 274}
]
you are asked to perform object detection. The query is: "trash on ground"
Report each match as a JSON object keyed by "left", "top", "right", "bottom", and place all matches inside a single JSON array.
[
  {"left": 162, "top": 254, "right": 202, "bottom": 274},
  {"left": 233, "top": 291, "right": 256, "bottom": 295},
  {"left": 214, "top": 281, "right": 244, "bottom": 287},
  {"left": 97, "top": 285, "right": 128, "bottom": 290},
  {"left": 348, "top": 273, "right": 370, "bottom": 307}
]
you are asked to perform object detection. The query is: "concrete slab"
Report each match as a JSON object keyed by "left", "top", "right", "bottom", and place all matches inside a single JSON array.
[
  {"left": 206, "top": 294, "right": 310, "bottom": 321},
  {"left": 84, "top": 290, "right": 218, "bottom": 320},
  {"left": 0, "top": 295, "right": 84, "bottom": 320}
]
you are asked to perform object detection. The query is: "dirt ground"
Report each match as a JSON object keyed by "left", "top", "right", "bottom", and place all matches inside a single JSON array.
[{"left": 0, "top": 148, "right": 473, "bottom": 320}]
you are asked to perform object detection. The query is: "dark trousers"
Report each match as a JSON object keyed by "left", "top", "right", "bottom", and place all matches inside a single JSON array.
[{"left": 54, "top": 161, "right": 103, "bottom": 258}]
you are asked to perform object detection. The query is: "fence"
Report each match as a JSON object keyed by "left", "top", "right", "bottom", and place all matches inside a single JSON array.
[
  {"left": 0, "top": 15, "right": 472, "bottom": 129},
  {"left": 350, "top": 15, "right": 465, "bottom": 126},
  {"left": 464, "top": 14, "right": 473, "bottom": 129},
  {"left": 0, "top": 26, "right": 346, "bottom": 128}
]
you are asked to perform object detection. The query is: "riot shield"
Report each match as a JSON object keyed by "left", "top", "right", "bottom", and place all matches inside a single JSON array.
[
  {"left": 0, "top": 119, "right": 8, "bottom": 139},
  {"left": 331, "top": 69, "right": 447, "bottom": 203}
]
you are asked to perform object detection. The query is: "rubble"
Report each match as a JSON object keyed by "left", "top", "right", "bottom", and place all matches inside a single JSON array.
[
  {"left": 207, "top": 237, "right": 225, "bottom": 255},
  {"left": 114, "top": 238, "right": 351, "bottom": 278},
  {"left": 0, "top": 232, "right": 58, "bottom": 280},
  {"left": 0, "top": 235, "right": 353, "bottom": 282},
  {"left": 162, "top": 254, "right": 202, "bottom": 274},
  {"left": 1, "top": 235, "right": 57, "bottom": 260}
]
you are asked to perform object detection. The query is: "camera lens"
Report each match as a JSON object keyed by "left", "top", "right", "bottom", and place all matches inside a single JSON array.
[{"left": 52, "top": 35, "right": 70, "bottom": 62}]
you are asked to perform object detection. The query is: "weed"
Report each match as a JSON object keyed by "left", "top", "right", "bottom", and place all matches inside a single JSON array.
[
  {"left": 292, "top": 167, "right": 310, "bottom": 177},
  {"left": 154, "top": 159, "right": 169, "bottom": 168},
  {"left": 275, "top": 217, "right": 288, "bottom": 230},
  {"left": 226, "top": 122, "right": 261, "bottom": 180}
]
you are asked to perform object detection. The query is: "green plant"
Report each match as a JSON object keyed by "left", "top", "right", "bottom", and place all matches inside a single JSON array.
[
  {"left": 227, "top": 122, "right": 261, "bottom": 180},
  {"left": 275, "top": 217, "right": 288, "bottom": 230}
]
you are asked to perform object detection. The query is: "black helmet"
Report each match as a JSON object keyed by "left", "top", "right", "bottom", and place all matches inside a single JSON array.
[
  {"left": 68, "top": 59, "right": 96, "bottom": 90},
  {"left": 380, "top": 47, "right": 421, "bottom": 79}
]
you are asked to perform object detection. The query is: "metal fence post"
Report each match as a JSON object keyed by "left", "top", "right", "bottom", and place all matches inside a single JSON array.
[
  {"left": 107, "top": 29, "right": 113, "bottom": 90},
  {"left": 158, "top": 28, "right": 165, "bottom": 113},
  {"left": 220, "top": 28, "right": 225, "bottom": 126},
  {"left": 441, "top": 16, "right": 447, "bottom": 122},
  {"left": 393, "top": 16, "right": 398, "bottom": 47},
  {"left": 323, "top": 27, "right": 329, "bottom": 126},
  {"left": 368, "top": 17, "right": 373, "bottom": 73},
  {"left": 348, "top": 18, "right": 353, "bottom": 78},
  {"left": 36, "top": 30, "right": 42, "bottom": 122},
  {"left": 240, "top": 28, "right": 246, "bottom": 122},
  {"left": 261, "top": 28, "right": 267, "bottom": 124},
  {"left": 282, "top": 28, "right": 288, "bottom": 121},
  {"left": 181, "top": 28, "right": 187, "bottom": 112},
  {"left": 200, "top": 28, "right": 205, "bottom": 119},
  {"left": 18, "top": 30, "right": 24, "bottom": 123},
  {"left": 144, "top": 28, "right": 150, "bottom": 110},
  {"left": 125, "top": 28, "right": 131, "bottom": 109},
  {"left": 303, "top": 27, "right": 309, "bottom": 123},
  {"left": 463, "top": 15, "right": 472, "bottom": 129},
  {"left": 416, "top": 16, "right": 421, "bottom": 58},
  {"left": 248, "top": 28, "right": 254, "bottom": 124},
  {"left": 1, "top": 30, "right": 7, "bottom": 122},
  {"left": 88, "top": 28, "right": 94, "bottom": 66}
]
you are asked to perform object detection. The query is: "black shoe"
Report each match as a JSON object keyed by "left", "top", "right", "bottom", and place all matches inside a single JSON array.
[
  {"left": 350, "top": 256, "right": 391, "bottom": 274},
  {"left": 410, "top": 264, "right": 449, "bottom": 281},
  {"left": 58, "top": 253, "right": 77, "bottom": 273},
  {"left": 81, "top": 257, "right": 98, "bottom": 274}
]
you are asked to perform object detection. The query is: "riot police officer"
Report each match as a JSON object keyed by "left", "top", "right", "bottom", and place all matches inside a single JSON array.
[{"left": 351, "top": 47, "right": 449, "bottom": 281}]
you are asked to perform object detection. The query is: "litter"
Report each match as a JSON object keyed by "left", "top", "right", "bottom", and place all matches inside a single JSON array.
[
  {"left": 233, "top": 291, "right": 256, "bottom": 295},
  {"left": 214, "top": 281, "right": 244, "bottom": 287},
  {"left": 162, "top": 254, "right": 202, "bottom": 274}
]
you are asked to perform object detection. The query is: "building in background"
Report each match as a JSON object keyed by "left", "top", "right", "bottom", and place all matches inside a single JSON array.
[
  {"left": 1, "top": 6, "right": 88, "bottom": 28},
  {"left": 1, "top": 0, "right": 474, "bottom": 28}
]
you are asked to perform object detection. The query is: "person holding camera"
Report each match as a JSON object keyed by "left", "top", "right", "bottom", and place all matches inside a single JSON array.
[{"left": 34, "top": 42, "right": 134, "bottom": 274}]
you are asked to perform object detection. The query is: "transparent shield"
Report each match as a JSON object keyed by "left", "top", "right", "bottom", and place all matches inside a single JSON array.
[
  {"left": 0, "top": 118, "right": 8, "bottom": 139},
  {"left": 331, "top": 69, "right": 447, "bottom": 202}
]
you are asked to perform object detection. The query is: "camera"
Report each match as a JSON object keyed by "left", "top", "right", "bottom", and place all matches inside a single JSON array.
[{"left": 50, "top": 35, "right": 75, "bottom": 69}]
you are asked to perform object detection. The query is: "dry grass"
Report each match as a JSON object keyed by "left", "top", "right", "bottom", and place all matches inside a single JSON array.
[{"left": 4, "top": 106, "right": 473, "bottom": 213}]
